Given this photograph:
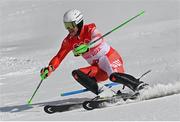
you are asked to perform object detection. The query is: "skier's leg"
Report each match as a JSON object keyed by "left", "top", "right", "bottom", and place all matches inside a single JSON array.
[
  {"left": 72, "top": 66, "right": 100, "bottom": 95},
  {"left": 79, "top": 65, "right": 108, "bottom": 82},
  {"left": 72, "top": 65, "right": 113, "bottom": 96},
  {"left": 98, "top": 47, "right": 147, "bottom": 91},
  {"left": 98, "top": 47, "right": 125, "bottom": 77},
  {"left": 110, "top": 72, "right": 146, "bottom": 91}
]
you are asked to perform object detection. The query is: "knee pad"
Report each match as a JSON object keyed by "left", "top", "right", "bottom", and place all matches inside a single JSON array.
[{"left": 72, "top": 69, "right": 99, "bottom": 95}]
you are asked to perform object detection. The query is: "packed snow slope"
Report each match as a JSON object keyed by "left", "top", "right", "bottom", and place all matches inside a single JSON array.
[{"left": 0, "top": 0, "right": 180, "bottom": 121}]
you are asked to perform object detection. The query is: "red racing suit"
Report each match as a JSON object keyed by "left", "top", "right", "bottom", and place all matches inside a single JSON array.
[{"left": 49, "top": 23, "right": 124, "bottom": 82}]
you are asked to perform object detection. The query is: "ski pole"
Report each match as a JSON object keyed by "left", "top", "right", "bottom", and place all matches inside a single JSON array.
[
  {"left": 27, "top": 69, "right": 48, "bottom": 105},
  {"left": 88, "top": 10, "right": 145, "bottom": 46},
  {"left": 72, "top": 11, "right": 145, "bottom": 56},
  {"left": 27, "top": 79, "right": 43, "bottom": 105}
]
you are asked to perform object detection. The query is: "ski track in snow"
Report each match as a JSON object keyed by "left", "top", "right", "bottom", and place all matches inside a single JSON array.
[
  {"left": 0, "top": 68, "right": 36, "bottom": 78},
  {"left": 8, "top": 82, "right": 180, "bottom": 114},
  {"left": 64, "top": 82, "right": 180, "bottom": 110},
  {"left": 138, "top": 82, "right": 180, "bottom": 100},
  {"left": 0, "top": 56, "right": 44, "bottom": 80},
  {"left": 0, "top": 82, "right": 180, "bottom": 119},
  {"left": 115, "top": 82, "right": 180, "bottom": 105}
]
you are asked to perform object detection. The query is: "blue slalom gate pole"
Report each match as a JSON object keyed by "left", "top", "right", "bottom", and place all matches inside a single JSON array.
[{"left": 60, "top": 82, "right": 119, "bottom": 96}]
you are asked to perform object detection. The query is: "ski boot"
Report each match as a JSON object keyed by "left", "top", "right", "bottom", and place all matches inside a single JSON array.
[{"left": 110, "top": 72, "right": 149, "bottom": 92}]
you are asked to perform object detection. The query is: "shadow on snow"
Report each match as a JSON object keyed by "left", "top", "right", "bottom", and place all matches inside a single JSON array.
[{"left": 0, "top": 97, "right": 90, "bottom": 113}]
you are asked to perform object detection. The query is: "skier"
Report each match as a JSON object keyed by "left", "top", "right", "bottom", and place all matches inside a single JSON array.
[{"left": 41, "top": 9, "right": 147, "bottom": 98}]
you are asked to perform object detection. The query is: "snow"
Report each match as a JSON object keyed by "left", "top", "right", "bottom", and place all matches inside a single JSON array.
[{"left": 0, "top": 0, "right": 180, "bottom": 121}]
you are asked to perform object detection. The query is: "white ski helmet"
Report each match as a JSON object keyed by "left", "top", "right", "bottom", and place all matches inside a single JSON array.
[
  {"left": 63, "top": 9, "right": 83, "bottom": 29},
  {"left": 63, "top": 9, "right": 83, "bottom": 24}
]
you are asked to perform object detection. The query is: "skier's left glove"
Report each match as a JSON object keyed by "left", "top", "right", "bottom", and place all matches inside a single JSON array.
[
  {"left": 40, "top": 65, "right": 54, "bottom": 80},
  {"left": 73, "top": 44, "right": 89, "bottom": 57}
]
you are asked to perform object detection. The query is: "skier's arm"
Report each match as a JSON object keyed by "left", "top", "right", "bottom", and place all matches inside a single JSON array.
[
  {"left": 49, "top": 39, "right": 70, "bottom": 70},
  {"left": 40, "top": 39, "right": 70, "bottom": 80}
]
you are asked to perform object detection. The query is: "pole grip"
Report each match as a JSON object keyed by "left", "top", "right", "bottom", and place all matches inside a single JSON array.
[{"left": 40, "top": 69, "right": 49, "bottom": 80}]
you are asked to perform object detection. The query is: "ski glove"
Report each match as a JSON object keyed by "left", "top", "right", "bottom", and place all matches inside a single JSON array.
[
  {"left": 40, "top": 65, "right": 54, "bottom": 80},
  {"left": 73, "top": 44, "right": 89, "bottom": 57}
]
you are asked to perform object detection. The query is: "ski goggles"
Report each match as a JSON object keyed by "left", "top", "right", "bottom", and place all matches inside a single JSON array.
[{"left": 64, "top": 21, "right": 76, "bottom": 30}]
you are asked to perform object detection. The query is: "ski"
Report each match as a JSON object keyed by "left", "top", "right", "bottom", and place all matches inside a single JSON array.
[
  {"left": 44, "top": 92, "right": 140, "bottom": 113},
  {"left": 44, "top": 81, "right": 150, "bottom": 113},
  {"left": 44, "top": 92, "right": 138, "bottom": 114},
  {"left": 44, "top": 102, "right": 83, "bottom": 114},
  {"left": 82, "top": 92, "right": 140, "bottom": 110}
]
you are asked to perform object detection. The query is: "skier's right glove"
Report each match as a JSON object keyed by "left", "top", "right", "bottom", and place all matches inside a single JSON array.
[
  {"left": 73, "top": 44, "right": 89, "bottom": 57},
  {"left": 40, "top": 65, "right": 54, "bottom": 80}
]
